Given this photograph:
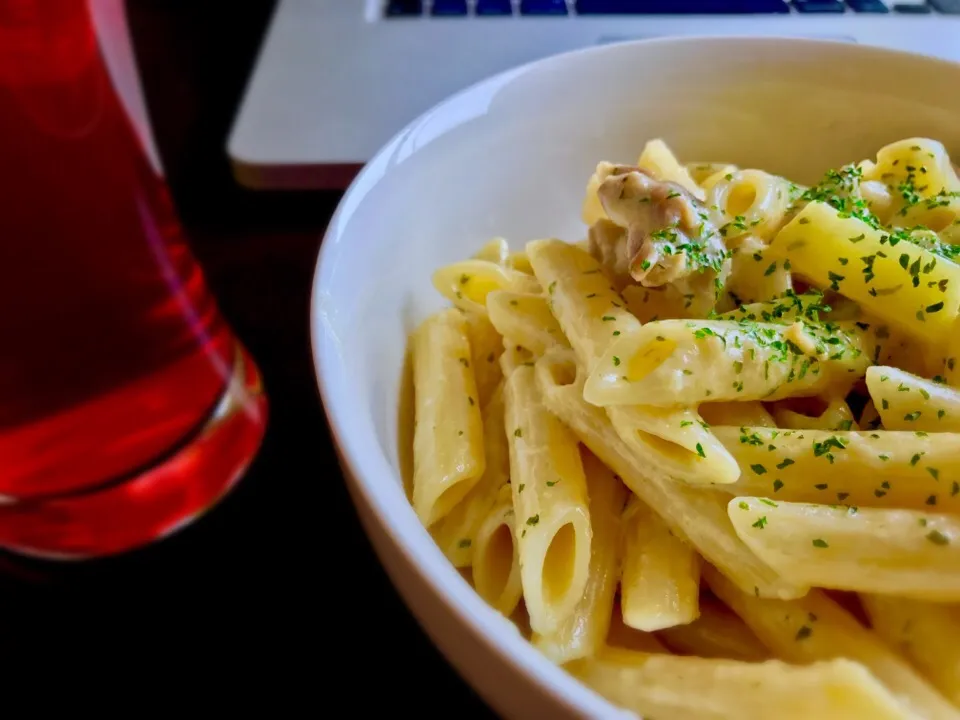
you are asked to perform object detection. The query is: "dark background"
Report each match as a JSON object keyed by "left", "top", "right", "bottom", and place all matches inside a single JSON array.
[{"left": 0, "top": 2, "right": 494, "bottom": 711}]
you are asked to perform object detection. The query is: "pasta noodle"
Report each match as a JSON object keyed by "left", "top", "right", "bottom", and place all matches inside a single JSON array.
[
  {"left": 712, "top": 426, "right": 960, "bottom": 514},
  {"left": 503, "top": 364, "right": 592, "bottom": 635},
  {"left": 585, "top": 317, "right": 876, "bottom": 407},
  {"left": 768, "top": 201, "right": 960, "bottom": 344},
  {"left": 471, "top": 484, "right": 523, "bottom": 616},
  {"left": 526, "top": 238, "right": 739, "bottom": 485},
  {"left": 432, "top": 258, "right": 540, "bottom": 317},
  {"left": 861, "top": 594, "right": 960, "bottom": 706},
  {"left": 464, "top": 311, "right": 503, "bottom": 408},
  {"left": 866, "top": 365, "right": 960, "bottom": 431},
  {"left": 728, "top": 498, "right": 960, "bottom": 600},
  {"left": 532, "top": 449, "right": 627, "bottom": 663},
  {"left": 431, "top": 383, "right": 509, "bottom": 566},
  {"left": 411, "top": 309, "right": 485, "bottom": 526},
  {"left": 620, "top": 495, "right": 700, "bottom": 631},
  {"left": 486, "top": 290, "right": 569, "bottom": 356},
  {"left": 534, "top": 351, "right": 805, "bottom": 600},
  {"left": 707, "top": 169, "right": 792, "bottom": 242},
  {"left": 572, "top": 650, "right": 909, "bottom": 720},
  {"left": 705, "top": 566, "right": 957, "bottom": 719},
  {"left": 405, "top": 138, "right": 960, "bottom": 717}
]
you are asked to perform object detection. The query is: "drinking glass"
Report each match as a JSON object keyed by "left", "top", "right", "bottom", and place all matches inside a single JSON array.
[{"left": 0, "top": 0, "right": 268, "bottom": 558}]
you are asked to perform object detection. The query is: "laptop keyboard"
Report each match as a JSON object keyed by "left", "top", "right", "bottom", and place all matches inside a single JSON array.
[{"left": 386, "top": 0, "right": 960, "bottom": 13}]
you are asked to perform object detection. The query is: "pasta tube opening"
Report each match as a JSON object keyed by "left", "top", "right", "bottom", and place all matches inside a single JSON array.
[
  {"left": 432, "top": 259, "right": 539, "bottom": 316},
  {"left": 473, "top": 506, "right": 522, "bottom": 616},
  {"left": 542, "top": 521, "right": 578, "bottom": 606},
  {"left": 522, "top": 507, "right": 593, "bottom": 632}
]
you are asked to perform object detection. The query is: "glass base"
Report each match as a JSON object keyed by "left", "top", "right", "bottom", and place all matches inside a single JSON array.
[{"left": 0, "top": 345, "right": 267, "bottom": 560}]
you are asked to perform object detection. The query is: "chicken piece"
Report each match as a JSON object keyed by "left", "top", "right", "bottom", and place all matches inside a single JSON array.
[
  {"left": 597, "top": 168, "right": 727, "bottom": 286},
  {"left": 587, "top": 218, "right": 630, "bottom": 289},
  {"left": 588, "top": 166, "right": 729, "bottom": 315}
]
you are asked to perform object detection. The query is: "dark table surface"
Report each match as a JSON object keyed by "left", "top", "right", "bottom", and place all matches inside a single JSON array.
[{"left": 0, "top": 2, "right": 495, "bottom": 711}]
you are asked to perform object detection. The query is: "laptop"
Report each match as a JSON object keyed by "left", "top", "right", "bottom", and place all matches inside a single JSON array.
[{"left": 228, "top": 0, "right": 960, "bottom": 189}]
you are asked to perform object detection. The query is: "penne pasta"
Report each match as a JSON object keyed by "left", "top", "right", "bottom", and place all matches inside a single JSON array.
[
  {"left": 525, "top": 238, "right": 637, "bottom": 369},
  {"left": 527, "top": 239, "right": 739, "bottom": 485},
  {"left": 607, "top": 603, "right": 671, "bottom": 653},
  {"left": 712, "top": 426, "right": 960, "bottom": 513},
  {"left": 656, "top": 597, "right": 770, "bottom": 662},
  {"left": 867, "top": 365, "right": 960, "bottom": 431},
  {"left": 868, "top": 138, "right": 960, "bottom": 200},
  {"left": 464, "top": 311, "right": 504, "bottom": 408},
  {"left": 432, "top": 259, "right": 540, "bottom": 317},
  {"left": 486, "top": 290, "right": 569, "bottom": 356},
  {"left": 728, "top": 498, "right": 960, "bottom": 601},
  {"left": 473, "top": 236, "right": 510, "bottom": 265},
  {"left": 585, "top": 317, "right": 874, "bottom": 407},
  {"left": 582, "top": 162, "right": 620, "bottom": 227},
  {"left": 572, "top": 648, "right": 910, "bottom": 720},
  {"left": 606, "top": 403, "right": 739, "bottom": 485},
  {"left": 472, "top": 484, "right": 523, "bottom": 616},
  {"left": 705, "top": 566, "right": 958, "bottom": 720},
  {"left": 408, "top": 137, "right": 960, "bottom": 716},
  {"left": 503, "top": 364, "right": 592, "bottom": 635},
  {"left": 636, "top": 138, "right": 705, "bottom": 200},
  {"left": 507, "top": 251, "right": 534, "bottom": 275},
  {"left": 432, "top": 384, "right": 509, "bottom": 566},
  {"left": 620, "top": 496, "right": 700, "bottom": 632},
  {"left": 535, "top": 352, "right": 806, "bottom": 600},
  {"left": 533, "top": 449, "right": 627, "bottom": 664},
  {"left": 768, "top": 201, "right": 960, "bottom": 344},
  {"left": 621, "top": 283, "right": 693, "bottom": 324},
  {"left": 861, "top": 594, "right": 960, "bottom": 707},
  {"left": 412, "top": 309, "right": 486, "bottom": 526},
  {"left": 724, "top": 235, "right": 793, "bottom": 306},
  {"left": 708, "top": 170, "right": 793, "bottom": 242},
  {"left": 685, "top": 161, "right": 737, "bottom": 187}
]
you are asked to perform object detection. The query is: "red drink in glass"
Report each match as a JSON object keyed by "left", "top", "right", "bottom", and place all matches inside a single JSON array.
[{"left": 0, "top": 0, "right": 267, "bottom": 557}]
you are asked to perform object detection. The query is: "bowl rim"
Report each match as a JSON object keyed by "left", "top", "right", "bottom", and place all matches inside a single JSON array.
[{"left": 311, "top": 35, "right": 960, "bottom": 717}]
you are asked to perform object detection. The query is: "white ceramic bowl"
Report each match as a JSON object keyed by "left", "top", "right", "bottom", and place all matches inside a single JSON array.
[{"left": 312, "top": 37, "right": 960, "bottom": 719}]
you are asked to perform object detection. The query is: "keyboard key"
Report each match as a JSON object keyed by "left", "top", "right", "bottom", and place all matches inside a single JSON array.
[
  {"left": 432, "top": 0, "right": 468, "bottom": 14},
  {"left": 520, "top": 0, "right": 570, "bottom": 14},
  {"left": 846, "top": 0, "right": 889, "bottom": 10},
  {"left": 793, "top": 0, "right": 845, "bottom": 10},
  {"left": 893, "top": 1, "right": 931, "bottom": 9},
  {"left": 576, "top": 0, "right": 788, "bottom": 11},
  {"left": 476, "top": 0, "right": 514, "bottom": 13},
  {"left": 385, "top": 0, "right": 423, "bottom": 15},
  {"left": 929, "top": 0, "right": 960, "bottom": 10}
]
